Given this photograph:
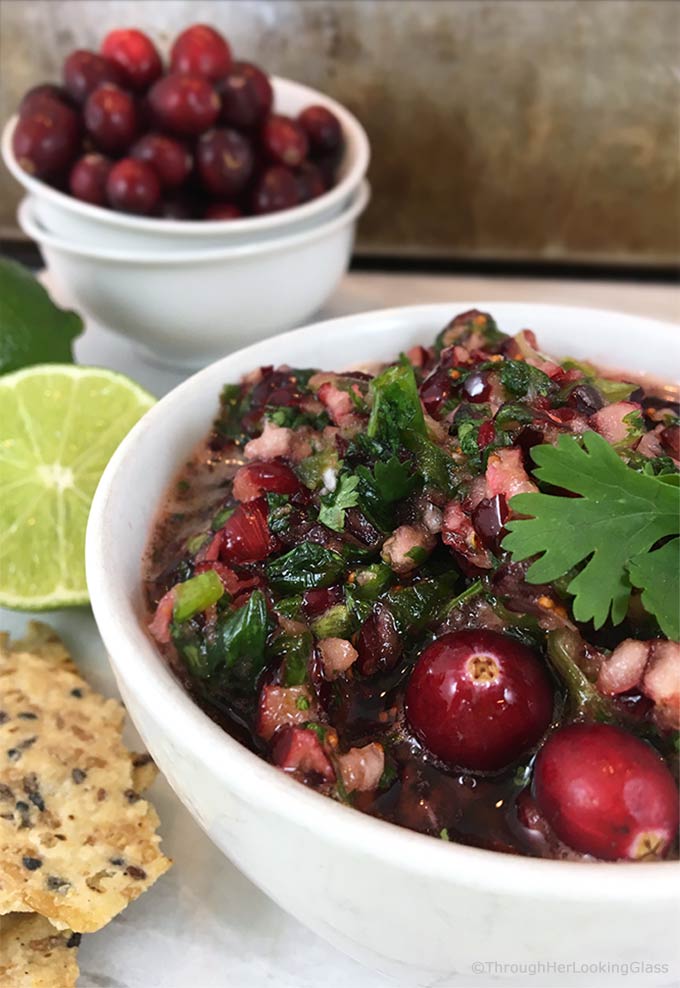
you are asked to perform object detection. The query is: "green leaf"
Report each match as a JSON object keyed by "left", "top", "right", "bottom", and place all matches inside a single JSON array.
[
  {"left": 266, "top": 542, "right": 345, "bottom": 592},
  {"left": 503, "top": 432, "right": 680, "bottom": 630},
  {"left": 215, "top": 590, "right": 269, "bottom": 690},
  {"left": 403, "top": 429, "right": 457, "bottom": 495},
  {"left": 271, "top": 629, "right": 313, "bottom": 686},
  {"left": 0, "top": 259, "right": 83, "bottom": 373},
  {"left": 546, "top": 629, "right": 613, "bottom": 721},
  {"left": 498, "top": 360, "right": 553, "bottom": 399},
  {"left": 350, "top": 563, "right": 393, "bottom": 600},
  {"left": 372, "top": 456, "right": 419, "bottom": 502},
  {"left": 173, "top": 570, "right": 224, "bottom": 623},
  {"left": 628, "top": 538, "right": 680, "bottom": 640},
  {"left": 319, "top": 473, "right": 360, "bottom": 531},
  {"left": 295, "top": 446, "right": 339, "bottom": 490},
  {"left": 367, "top": 357, "right": 426, "bottom": 448},
  {"left": 311, "top": 603, "right": 354, "bottom": 639}
]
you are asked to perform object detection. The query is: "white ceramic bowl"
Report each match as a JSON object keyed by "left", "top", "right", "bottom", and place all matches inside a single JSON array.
[
  {"left": 2, "top": 78, "right": 370, "bottom": 251},
  {"left": 87, "top": 303, "right": 680, "bottom": 984},
  {"left": 18, "top": 182, "right": 369, "bottom": 369}
]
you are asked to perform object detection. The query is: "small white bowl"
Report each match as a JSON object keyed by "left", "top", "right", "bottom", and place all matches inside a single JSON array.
[
  {"left": 2, "top": 77, "right": 370, "bottom": 251},
  {"left": 86, "top": 304, "right": 680, "bottom": 984},
  {"left": 18, "top": 182, "right": 369, "bottom": 368}
]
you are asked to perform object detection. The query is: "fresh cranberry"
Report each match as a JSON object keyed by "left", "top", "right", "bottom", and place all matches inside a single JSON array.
[
  {"left": 196, "top": 128, "right": 253, "bottom": 198},
  {"left": 313, "top": 148, "right": 342, "bottom": 189},
  {"left": 567, "top": 383, "right": 605, "bottom": 416},
  {"left": 295, "top": 160, "right": 326, "bottom": 203},
  {"left": 204, "top": 202, "right": 242, "bottom": 220},
  {"left": 419, "top": 367, "right": 452, "bottom": 417},
  {"left": 19, "top": 83, "right": 72, "bottom": 118},
  {"left": 69, "top": 153, "right": 112, "bottom": 206},
  {"left": 233, "top": 461, "right": 301, "bottom": 501},
  {"left": 84, "top": 84, "right": 138, "bottom": 153},
  {"left": 252, "top": 166, "right": 300, "bottom": 214},
  {"left": 12, "top": 103, "right": 81, "bottom": 180},
  {"left": 62, "top": 50, "right": 123, "bottom": 104},
  {"left": 100, "top": 28, "right": 162, "bottom": 91},
  {"left": 130, "top": 132, "right": 192, "bottom": 190},
  {"left": 302, "top": 585, "right": 344, "bottom": 618},
  {"left": 170, "top": 24, "right": 232, "bottom": 81},
  {"left": 406, "top": 630, "right": 553, "bottom": 771},
  {"left": 533, "top": 723, "right": 679, "bottom": 860},
  {"left": 159, "top": 196, "right": 196, "bottom": 220},
  {"left": 218, "top": 61, "right": 272, "bottom": 129},
  {"left": 462, "top": 370, "right": 491, "bottom": 403},
  {"left": 219, "top": 497, "right": 274, "bottom": 564},
  {"left": 261, "top": 115, "right": 309, "bottom": 167},
  {"left": 356, "top": 604, "right": 402, "bottom": 676},
  {"left": 148, "top": 74, "right": 220, "bottom": 136},
  {"left": 471, "top": 495, "right": 508, "bottom": 554},
  {"left": 298, "top": 105, "right": 343, "bottom": 154},
  {"left": 106, "top": 158, "right": 160, "bottom": 214}
]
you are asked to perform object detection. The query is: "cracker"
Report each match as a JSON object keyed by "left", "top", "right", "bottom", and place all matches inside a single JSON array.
[
  {"left": 0, "top": 913, "right": 79, "bottom": 988},
  {"left": 0, "top": 626, "right": 171, "bottom": 933}
]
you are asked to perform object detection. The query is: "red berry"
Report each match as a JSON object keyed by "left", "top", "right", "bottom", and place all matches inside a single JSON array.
[
  {"left": 219, "top": 497, "right": 275, "bottom": 564},
  {"left": 462, "top": 371, "right": 491, "bottom": 403},
  {"left": 295, "top": 160, "right": 325, "bottom": 203},
  {"left": 170, "top": 24, "right": 232, "bottom": 81},
  {"left": 233, "top": 462, "right": 301, "bottom": 501},
  {"left": 252, "top": 166, "right": 300, "bottom": 215},
  {"left": 19, "top": 84, "right": 72, "bottom": 118},
  {"left": 62, "top": 50, "right": 123, "bottom": 104},
  {"left": 101, "top": 28, "right": 162, "bottom": 91},
  {"left": 12, "top": 103, "right": 81, "bottom": 180},
  {"left": 159, "top": 196, "right": 196, "bottom": 220},
  {"left": 204, "top": 202, "right": 242, "bottom": 220},
  {"left": 261, "top": 115, "right": 308, "bottom": 168},
  {"left": 405, "top": 630, "right": 554, "bottom": 771},
  {"left": 218, "top": 61, "right": 272, "bottom": 129},
  {"left": 130, "top": 132, "right": 192, "bottom": 190},
  {"left": 533, "top": 723, "right": 679, "bottom": 860},
  {"left": 69, "top": 152, "right": 112, "bottom": 206},
  {"left": 84, "top": 84, "right": 138, "bottom": 154},
  {"left": 298, "top": 105, "right": 343, "bottom": 154},
  {"left": 196, "top": 128, "right": 253, "bottom": 198},
  {"left": 106, "top": 157, "right": 160, "bottom": 214},
  {"left": 148, "top": 74, "right": 220, "bottom": 137},
  {"left": 313, "top": 148, "right": 341, "bottom": 189},
  {"left": 302, "top": 586, "right": 344, "bottom": 618},
  {"left": 471, "top": 494, "right": 508, "bottom": 554}
]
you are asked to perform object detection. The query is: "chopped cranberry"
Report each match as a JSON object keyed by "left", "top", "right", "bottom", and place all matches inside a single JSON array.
[
  {"left": 232, "top": 461, "right": 301, "bottom": 501},
  {"left": 148, "top": 74, "right": 220, "bottom": 136},
  {"left": 218, "top": 61, "right": 273, "bottom": 129},
  {"left": 419, "top": 367, "right": 452, "bottom": 417},
  {"left": 660, "top": 424, "right": 679, "bottom": 459},
  {"left": 84, "top": 84, "right": 138, "bottom": 154},
  {"left": 271, "top": 726, "right": 335, "bottom": 782},
  {"left": 295, "top": 160, "right": 326, "bottom": 203},
  {"left": 106, "top": 158, "right": 160, "bottom": 215},
  {"left": 567, "top": 383, "right": 605, "bottom": 416},
  {"left": 477, "top": 420, "right": 495, "bottom": 448},
  {"left": 252, "top": 166, "right": 300, "bottom": 215},
  {"left": 130, "top": 132, "right": 192, "bottom": 189},
  {"left": 533, "top": 723, "right": 679, "bottom": 860},
  {"left": 101, "top": 28, "right": 162, "bottom": 91},
  {"left": 12, "top": 103, "right": 81, "bottom": 180},
  {"left": 405, "top": 630, "right": 554, "bottom": 771},
  {"left": 261, "top": 114, "right": 309, "bottom": 167},
  {"left": 170, "top": 24, "right": 232, "bottom": 81},
  {"left": 196, "top": 128, "right": 253, "bottom": 198},
  {"left": 62, "top": 50, "right": 123, "bottom": 104},
  {"left": 471, "top": 494, "right": 508, "bottom": 554},
  {"left": 298, "top": 105, "right": 343, "bottom": 154},
  {"left": 19, "top": 84, "right": 73, "bottom": 118},
  {"left": 69, "top": 153, "right": 112, "bottom": 206},
  {"left": 219, "top": 497, "right": 274, "bottom": 564},
  {"left": 356, "top": 603, "right": 402, "bottom": 676},
  {"left": 302, "top": 585, "right": 344, "bottom": 618},
  {"left": 204, "top": 202, "right": 242, "bottom": 220},
  {"left": 462, "top": 370, "right": 491, "bottom": 403}
]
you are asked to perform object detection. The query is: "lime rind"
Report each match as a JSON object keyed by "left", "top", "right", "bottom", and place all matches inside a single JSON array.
[{"left": 0, "top": 364, "right": 155, "bottom": 610}]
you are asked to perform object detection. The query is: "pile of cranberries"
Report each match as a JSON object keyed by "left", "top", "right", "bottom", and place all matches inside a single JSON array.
[{"left": 12, "top": 24, "right": 344, "bottom": 219}]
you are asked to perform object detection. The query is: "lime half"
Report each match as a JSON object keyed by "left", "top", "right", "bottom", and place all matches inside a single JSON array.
[{"left": 0, "top": 365, "right": 155, "bottom": 609}]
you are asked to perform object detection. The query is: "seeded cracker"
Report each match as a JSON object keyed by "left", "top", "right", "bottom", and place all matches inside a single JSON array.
[
  {"left": 0, "top": 622, "right": 171, "bottom": 932},
  {"left": 0, "top": 912, "right": 80, "bottom": 987}
]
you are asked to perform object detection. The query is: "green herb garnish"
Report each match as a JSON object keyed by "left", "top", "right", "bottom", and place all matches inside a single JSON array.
[{"left": 319, "top": 474, "right": 360, "bottom": 532}]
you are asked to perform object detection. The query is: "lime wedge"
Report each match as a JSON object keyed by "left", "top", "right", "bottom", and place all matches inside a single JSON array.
[{"left": 0, "top": 365, "right": 155, "bottom": 609}]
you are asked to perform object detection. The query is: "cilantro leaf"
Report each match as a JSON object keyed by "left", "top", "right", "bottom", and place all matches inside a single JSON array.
[
  {"left": 498, "top": 360, "right": 553, "bottom": 399},
  {"left": 0, "top": 259, "right": 82, "bottom": 373},
  {"left": 369, "top": 456, "right": 418, "bottom": 503},
  {"left": 628, "top": 538, "right": 680, "bottom": 640},
  {"left": 503, "top": 431, "right": 680, "bottom": 631},
  {"left": 367, "top": 356, "right": 426, "bottom": 448},
  {"left": 318, "top": 473, "right": 360, "bottom": 531}
]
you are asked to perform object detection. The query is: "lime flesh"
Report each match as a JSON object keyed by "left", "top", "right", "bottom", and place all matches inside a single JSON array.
[{"left": 0, "top": 365, "right": 154, "bottom": 609}]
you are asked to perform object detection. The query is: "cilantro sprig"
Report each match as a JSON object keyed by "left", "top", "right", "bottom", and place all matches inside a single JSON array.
[
  {"left": 503, "top": 431, "right": 680, "bottom": 638},
  {"left": 319, "top": 474, "right": 360, "bottom": 531}
]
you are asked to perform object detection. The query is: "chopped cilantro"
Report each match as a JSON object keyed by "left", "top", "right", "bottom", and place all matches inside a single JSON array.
[
  {"left": 267, "top": 542, "right": 346, "bottom": 592},
  {"left": 439, "top": 828, "right": 450, "bottom": 841},
  {"left": 503, "top": 431, "right": 680, "bottom": 637},
  {"left": 266, "top": 492, "right": 292, "bottom": 534},
  {"left": 296, "top": 695, "right": 310, "bottom": 711},
  {"left": 405, "top": 545, "right": 429, "bottom": 565},
  {"left": 498, "top": 360, "right": 553, "bottom": 399},
  {"left": 367, "top": 356, "right": 426, "bottom": 448},
  {"left": 265, "top": 405, "right": 330, "bottom": 431},
  {"left": 319, "top": 473, "right": 360, "bottom": 532}
]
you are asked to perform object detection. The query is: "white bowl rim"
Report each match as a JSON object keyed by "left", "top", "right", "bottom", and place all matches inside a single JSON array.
[
  {"left": 2, "top": 76, "right": 370, "bottom": 237},
  {"left": 86, "top": 302, "right": 680, "bottom": 904},
  {"left": 18, "top": 181, "right": 370, "bottom": 263}
]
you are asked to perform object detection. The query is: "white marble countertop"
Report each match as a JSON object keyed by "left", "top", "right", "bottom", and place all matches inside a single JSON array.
[{"left": 2, "top": 270, "right": 678, "bottom": 988}]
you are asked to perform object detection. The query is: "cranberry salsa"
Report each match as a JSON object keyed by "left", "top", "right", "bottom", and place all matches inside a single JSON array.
[{"left": 145, "top": 310, "right": 680, "bottom": 862}]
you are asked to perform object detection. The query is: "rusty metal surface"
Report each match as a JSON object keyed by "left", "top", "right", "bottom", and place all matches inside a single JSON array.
[{"left": 1, "top": 0, "right": 678, "bottom": 264}]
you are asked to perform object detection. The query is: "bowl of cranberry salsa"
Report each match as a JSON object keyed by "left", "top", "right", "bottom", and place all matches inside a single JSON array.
[{"left": 87, "top": 304, "right": 680, "bottom": 980}]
